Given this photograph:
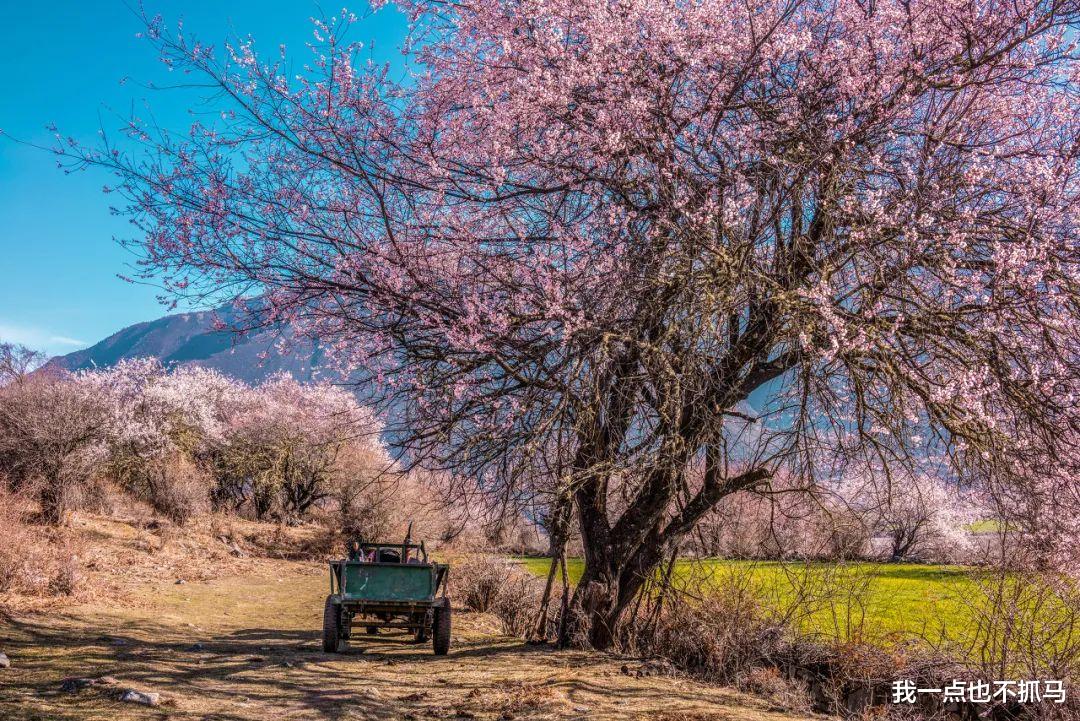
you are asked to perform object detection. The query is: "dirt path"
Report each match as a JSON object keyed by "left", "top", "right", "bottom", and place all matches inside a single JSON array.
[{"left": 0, "top": 562, "right": 816, "bottom": 721}]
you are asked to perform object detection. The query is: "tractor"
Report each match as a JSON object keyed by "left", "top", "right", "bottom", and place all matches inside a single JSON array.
[{"left": 322, "top": 524, "right": 451, "bottom": 655}]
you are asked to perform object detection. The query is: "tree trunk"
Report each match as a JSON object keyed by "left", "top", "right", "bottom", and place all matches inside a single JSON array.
[
  {"left": 39, "top": 478, "right": 66, "bottom": 525},
  {"left": 535, "top": 489, "right": 573, "bottom": 640},
  {"left": 566, "top": 464, "right": 771, "bottom": 649},
  {"left": 566, "top": 520, "right": 669, "bottom": 649}
]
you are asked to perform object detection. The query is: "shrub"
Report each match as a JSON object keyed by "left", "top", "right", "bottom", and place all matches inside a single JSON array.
[
  {"left": 449, "top": 554, "right": 543, "bottom": 636},
  {"left": 0, "top": 488, "right": 84, "bottom": 597},
  {"left": 0, "top": 375, "right": 108, "bottom": 523},
  {"left": 451, "top": 554, "right": 518, "bottom": 612},
  {"left": 626, "top": 577, "right": 792, "bottom": 683}
]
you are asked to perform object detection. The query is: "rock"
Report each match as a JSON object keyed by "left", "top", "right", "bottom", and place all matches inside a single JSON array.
[
  {"left": 620, "top": 664, "right": 630, "bottom": 676},
  {"left": 61, "top": 677, "right": 94, "bottom": 693},
  {"left": 187, "top": 642, "right": 204, "bottom": 652},
  {"left": 573, "top": 706, "right": 591, "bottom": 713},
  {"left": 361, "top": 688, "right": 382, "bottom": 700},
  {"left": 175, "top": 579, "right": 186, "bottom": 585},
  {"left": 119, "top": 689, "right": 160, "bottom": 706},
  {"left": 500, "top": 712, "right": 516, "bottom": 720},
  {"left": 0, "top": 652, "right": 10, "bottom": 668},
  {"left": 62, "top": 675, "right": 123, "bottom": 693}
]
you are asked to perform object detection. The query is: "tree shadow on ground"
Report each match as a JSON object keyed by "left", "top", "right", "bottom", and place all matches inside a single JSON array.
[{"left": 0, "top": 609, "right": 646, "bottom": 721}]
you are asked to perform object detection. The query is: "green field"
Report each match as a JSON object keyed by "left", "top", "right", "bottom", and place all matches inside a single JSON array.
[{"left": 517, "top": 557, "right": 1067, "bottom": 649}]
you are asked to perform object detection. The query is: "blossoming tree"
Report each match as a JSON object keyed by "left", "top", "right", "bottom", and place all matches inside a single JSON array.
[
  {"left": 62, "top": 0, "right": 1080, "bottom": 646},
  {"left": 834, "top": 468, "right": 981, "bottom": 563},
  {"left": 76, "top": 359, "right": 247, "bottom": 521},
  {"left": 216, "top": 373, "right": 387, "bottom": 521}
]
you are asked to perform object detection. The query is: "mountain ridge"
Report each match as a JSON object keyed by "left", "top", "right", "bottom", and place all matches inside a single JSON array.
[{"left": 45, "top": 304, "right": 329, "bottom": 385}]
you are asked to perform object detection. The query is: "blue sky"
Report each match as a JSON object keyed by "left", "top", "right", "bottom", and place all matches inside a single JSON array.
[{"left": 0, "top": 0, "right": 406, "bottom": 356}]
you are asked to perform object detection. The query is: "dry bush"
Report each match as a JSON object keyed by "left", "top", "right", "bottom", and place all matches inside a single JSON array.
[
  {"left": 334, "top": 471, "right": 399, "bottom": 541},
  {"left": 625, "top": 572, "right": 792, "bottom": 683},
  {"left": 739, "top": 666, "right": 813, "bottom": 714},
  {"left": 948, "top": 569, "right": 1080, "bottom": 711},
  {"left": 0, "top": 375, "right": 108, "bottom": 523},
  {"left": 0, "top": 488, "right": 84, "bottom": 597},
  {"left": 449, "top": 555, "right": 543, "bottom": 636},
  {"left": 70, "top": 475, "right": 119, "bottom": 516},
  {"left": 613, "top": 559, "right": 1080, "bottom": 719},
  {"left": 449, "top": 554, "right": 509, "bottom": 612},
  {"left": 330, "top": 459, "right": 467, "bottom": 552},
  {"left": 116, "top": 453, "right": 212, "bottom": 525}
]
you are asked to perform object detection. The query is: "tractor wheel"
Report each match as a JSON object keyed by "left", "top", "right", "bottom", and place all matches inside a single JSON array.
[
  {"left": 366, "top": 626, "right": 378, "bottom": 636},
  {"left": 432, "top": 599, "right": 451, "bottom": 655},
  {"left": 322, "top": 595, "right": 343, "bottom": 653}
]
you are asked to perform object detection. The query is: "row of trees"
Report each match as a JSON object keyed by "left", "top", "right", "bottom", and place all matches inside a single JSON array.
[
  {"left": 0, "top": 347, "right": 398, "bottom": 529},
  {"left": 4, "top": 341, "right": 978, "bottom": 563},
  {"left": 693, "top": 471, "right": 981, "bottom": 564}
]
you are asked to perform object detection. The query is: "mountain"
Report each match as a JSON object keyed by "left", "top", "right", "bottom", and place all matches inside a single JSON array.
[{"left": 45, "top": 304, "right": 332, "bottom": 385}]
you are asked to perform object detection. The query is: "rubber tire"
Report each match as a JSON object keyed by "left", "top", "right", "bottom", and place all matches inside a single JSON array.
[
  {"left": 432, "top": 600, "right": 451, "bottom": 655},
  {"left": 322, "top": 595, "right": 342, "bottom": 653}
]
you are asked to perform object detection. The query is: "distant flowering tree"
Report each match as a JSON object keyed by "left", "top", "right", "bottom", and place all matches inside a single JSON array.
[
  {"left": 77, "top": 360, "right": 390, "bottom": 523},
  {"left": 218, "top": 373, "right": 386, "bottom": 521},
  {"left": 61, "top": 0, "right": 1080, "bottom": 646},
  {"left": 76, "top": 359, "right": 247, "bottom": 521},
  {"left": 0, "top": 342, "right": 46, "bottom": 387},
  {"left": 835, "top": 469, "right": 980, "bottom": 563}
]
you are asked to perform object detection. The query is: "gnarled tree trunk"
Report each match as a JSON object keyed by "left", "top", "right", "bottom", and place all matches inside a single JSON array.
[{"left": 565, "top": 460, "right": 770, "bottom": 649}]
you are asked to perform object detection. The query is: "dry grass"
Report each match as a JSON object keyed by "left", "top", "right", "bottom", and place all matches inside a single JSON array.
[
  {"left": 0, "top": 503, "right": 338, "bottom": 615},
  {"left": 0, "top": 490, "right": 85, "bottom": 599}
]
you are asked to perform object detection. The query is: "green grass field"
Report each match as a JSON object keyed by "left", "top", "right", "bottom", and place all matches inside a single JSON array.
[{"left": 517, "top": 557, "right": 1052, "bottom": 648}]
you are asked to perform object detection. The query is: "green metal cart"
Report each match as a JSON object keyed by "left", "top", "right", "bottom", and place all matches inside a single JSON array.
[{"left": 322, "top": 532, "right": 451, "bottom": 655}]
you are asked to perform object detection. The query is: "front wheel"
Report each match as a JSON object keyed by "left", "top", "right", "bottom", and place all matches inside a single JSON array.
[
  {"left": 432, "top": 599, "right": 451, "bottom": 655},
  {"left": 322, "top": 595, "right": 343, "bottom": 652}
]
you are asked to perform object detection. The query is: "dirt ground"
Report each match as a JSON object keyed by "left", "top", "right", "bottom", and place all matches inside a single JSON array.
[{"left": 0, "top": 517, "right": 819, "bottom": 721}]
